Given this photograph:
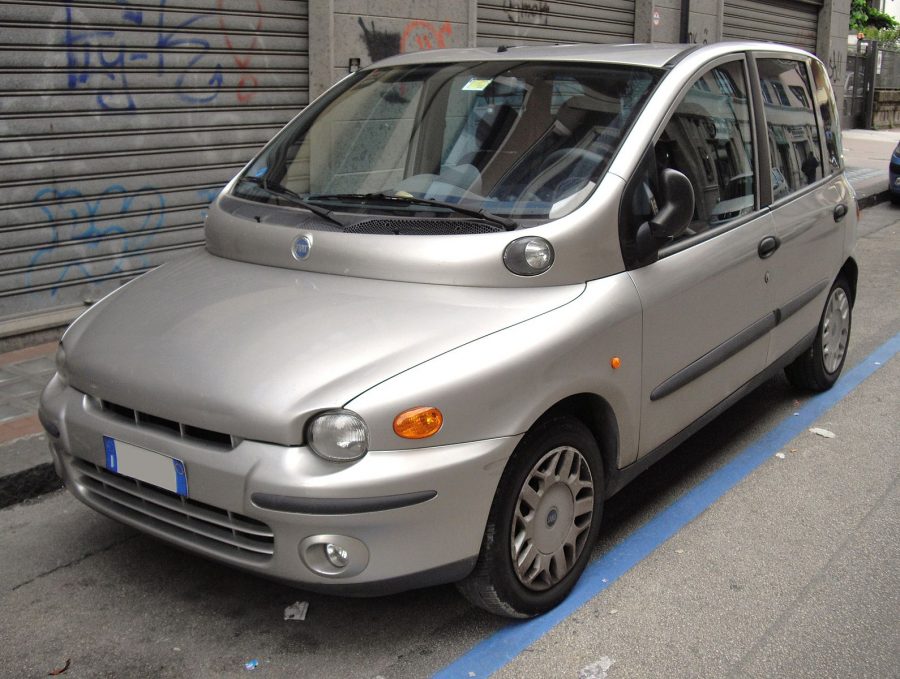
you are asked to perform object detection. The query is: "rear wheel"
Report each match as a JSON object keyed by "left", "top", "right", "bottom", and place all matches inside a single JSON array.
[
  {"left": 456, "top": 417, "right": 603, "bottom": 618},
  {"left": 785, "top": 276, "right": 852, "bottom": 391}
]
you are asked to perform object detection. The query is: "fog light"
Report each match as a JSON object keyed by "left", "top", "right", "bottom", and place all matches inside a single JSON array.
[
  {"left": 299, "top": 534, "right": 369, "bottom": 578},
  {"left": 325, "top": 543, "right": 350, "bottom": 568}
]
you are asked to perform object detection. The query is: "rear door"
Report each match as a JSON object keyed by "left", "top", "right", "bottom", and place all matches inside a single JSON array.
[{"left": 754, "top": 54, "right": 850, "bottom": 363}]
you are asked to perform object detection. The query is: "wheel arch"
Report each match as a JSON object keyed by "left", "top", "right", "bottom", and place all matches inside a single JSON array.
[
  {"left": 839, "top": 257, "right": 858, "bottom": 305},
  {"left": 535, "top": 393, "right": 620, "bottom": 498}
]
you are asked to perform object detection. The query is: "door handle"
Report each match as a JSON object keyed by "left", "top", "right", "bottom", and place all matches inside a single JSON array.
[
  {"left": 833, "top": 203, "right": 848, "bottom": 222},
  {"left": 758, "top": 235, "right": 780, "bottom": 259}
]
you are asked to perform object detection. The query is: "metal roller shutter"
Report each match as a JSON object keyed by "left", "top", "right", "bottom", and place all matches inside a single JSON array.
[
  {"left": 723, "top": 0, "right": 821, "bottom": 53},
  {"left": 0, "top": 0, "right": 308, "bottom": 325},
  {"left": 477, "top": 0, "right": 635, "bottom": 47}
]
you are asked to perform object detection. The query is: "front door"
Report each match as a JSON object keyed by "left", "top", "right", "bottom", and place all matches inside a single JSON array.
[{"left": 625, "top": 57, "right": 776, "bottom": 456}]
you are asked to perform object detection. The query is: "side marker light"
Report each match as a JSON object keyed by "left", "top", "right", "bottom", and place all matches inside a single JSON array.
[
  {"left": 610, "top": 357, "right": 622, "bottom": 369},
  {"left": 393, "top": 406, "right": 443, "bottom": 439}
]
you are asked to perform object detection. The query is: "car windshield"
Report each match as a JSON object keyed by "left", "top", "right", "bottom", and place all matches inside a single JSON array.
[{"left": 234, "top": 60, "right": 661, "bottom": 224}]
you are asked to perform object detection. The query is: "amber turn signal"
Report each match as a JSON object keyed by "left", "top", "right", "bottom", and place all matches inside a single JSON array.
[
  {"left": 610, "top": 356, "right": 622, "bottom": 369},
  {"left": 393, "top": 406, "right": 443, "bottom": 439}
]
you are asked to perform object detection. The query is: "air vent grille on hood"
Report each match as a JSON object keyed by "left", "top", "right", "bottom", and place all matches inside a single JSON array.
[{"left": 344, "top": 219, "right": 503, "bottom": 235}]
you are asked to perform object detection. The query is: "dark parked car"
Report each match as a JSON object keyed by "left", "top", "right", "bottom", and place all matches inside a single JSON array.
[{"left": 890, "top": 141, "right": 900, "bottom": 203}]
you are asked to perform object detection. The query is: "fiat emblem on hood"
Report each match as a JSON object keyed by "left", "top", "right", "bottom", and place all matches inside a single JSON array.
[{"left": 292, "top": 235, "right": 312, "bottom": 260}]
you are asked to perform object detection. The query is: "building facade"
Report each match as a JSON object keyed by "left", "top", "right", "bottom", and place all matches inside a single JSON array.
[{"left": 0, "top": 0, "right": 850, "bottom": 340}]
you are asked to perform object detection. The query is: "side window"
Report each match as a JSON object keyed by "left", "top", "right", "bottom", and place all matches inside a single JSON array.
[
  {"left": 757, "top": 58, "right": 821, "bottom": 195},
  {"left": 620, "top": 60, "right": 755, "bottom": 266},
  {"left": 811, "top": 59, "right": 843, "bottom": 172},
  {"left": 656, "top": 59, "right": 756, "bottom": 233}
]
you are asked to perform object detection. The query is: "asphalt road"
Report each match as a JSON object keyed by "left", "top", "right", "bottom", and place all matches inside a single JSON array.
[{"left": 1, "top": 204, "right": 898, "bottom": 679}]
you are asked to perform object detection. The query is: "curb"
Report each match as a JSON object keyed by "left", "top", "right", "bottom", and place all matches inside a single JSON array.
[
  {"left": 857, "top": 189, "right": 891, "bottom": 209},
  {"left": 0, "top": 463, "right": 62, "bottom": 509}
]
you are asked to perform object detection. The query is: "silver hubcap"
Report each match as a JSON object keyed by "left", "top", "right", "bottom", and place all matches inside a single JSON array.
[
  {"left": 511, "top": 446, "right": 594, "bottom": 591},
  {"left": 822, "top": 287, "right": 850, "bottom": 374}
]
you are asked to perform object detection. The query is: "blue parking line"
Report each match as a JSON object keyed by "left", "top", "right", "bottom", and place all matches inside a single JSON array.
[{"left": 434, "top": 332, "right": 900, "bottom": 679}]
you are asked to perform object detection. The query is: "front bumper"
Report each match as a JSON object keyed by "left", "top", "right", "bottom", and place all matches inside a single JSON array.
[{"left": 39, "top": 375, "right": 518, "bottom": 594}]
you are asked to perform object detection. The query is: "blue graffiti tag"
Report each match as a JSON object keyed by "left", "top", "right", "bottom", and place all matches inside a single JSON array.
[
  {"left": 27, "top": 184, "right": 166, "bottom": 295},
  {"left": 63, "top": 0, "right": 223, "bottom": 110}
]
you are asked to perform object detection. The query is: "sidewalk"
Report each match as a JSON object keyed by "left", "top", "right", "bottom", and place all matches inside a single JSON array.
[
  {"left": 1, "top": 131, "right": 897, "bottom": 506},
  {"left": 0, "top": 343, "right": 59, "bottom": 507},
  {"left": 841, "top": 127, "right": 898, "bottom": 205}
]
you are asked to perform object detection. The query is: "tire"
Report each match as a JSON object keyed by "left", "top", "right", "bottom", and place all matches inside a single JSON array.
[
  {"left": 456, "top": 417, "right": 604, "bottom": 618},
  {"left": 785, "top": 276, "right": 852, "bottom": 391}
]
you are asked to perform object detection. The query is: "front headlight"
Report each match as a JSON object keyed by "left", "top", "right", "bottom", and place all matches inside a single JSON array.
[
  {"left": 55, "top": 343, "right": 69, "bottom": 387},
  {"left": 307, "top": 409, "right": 369, "bottom": 462}
]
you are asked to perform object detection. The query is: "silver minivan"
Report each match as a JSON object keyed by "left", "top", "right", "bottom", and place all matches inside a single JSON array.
[{"left": 40, "top": 42, "right": 857, "bottom": 618}]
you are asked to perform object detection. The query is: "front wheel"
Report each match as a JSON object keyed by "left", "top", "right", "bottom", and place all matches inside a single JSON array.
[
  {"left": 785, "top": 275, "right": 852, "bottom": 391},
  {"left": 456, "top": 417, "right": 603, "bottom": 618}
]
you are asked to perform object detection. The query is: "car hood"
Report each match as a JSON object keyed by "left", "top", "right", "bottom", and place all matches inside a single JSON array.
[{"left": 63, "top": 250, "right": 584, "bottom": 445}]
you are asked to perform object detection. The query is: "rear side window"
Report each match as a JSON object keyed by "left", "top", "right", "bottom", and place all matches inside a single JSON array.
[
  {"left": 810, "top": 60, "right": 842, "bottom": 172},
  {"left": 757, "top": 58, "right": 821, "bottom": 196}
]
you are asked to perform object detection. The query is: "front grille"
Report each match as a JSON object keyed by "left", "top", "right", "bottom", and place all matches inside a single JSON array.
[
  {"left": 72, "top": 458, "right": 274, "bottom": 561},
  {"left": 96, "top": 398, "right": 235, "bottom": 450},
  {"left": 345, "top": 218, "right": 503, "bottom": 235}
]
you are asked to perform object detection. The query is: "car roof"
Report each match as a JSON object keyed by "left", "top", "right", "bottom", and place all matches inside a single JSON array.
[{"left": 365, "top": 41, "right": 816, "bottom": 71}]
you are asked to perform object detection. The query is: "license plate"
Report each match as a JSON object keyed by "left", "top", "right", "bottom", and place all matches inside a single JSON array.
[{"left": 103, "top": 436, "right": 188, "bottom": 497}]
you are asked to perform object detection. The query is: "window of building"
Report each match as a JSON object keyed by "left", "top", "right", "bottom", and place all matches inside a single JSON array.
[
  {"left": 771, "top": 81, "right": 790, "bottom": 106},
  {"left": 788, "top": 85, "right": 810, "bottom": 108}
]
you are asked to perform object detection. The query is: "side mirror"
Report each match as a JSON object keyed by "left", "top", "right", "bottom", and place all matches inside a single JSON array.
[{"left": 634, "top": 168, "right": 695, "bottom": 266}]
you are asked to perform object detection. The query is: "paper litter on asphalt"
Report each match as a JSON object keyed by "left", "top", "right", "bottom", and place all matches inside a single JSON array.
[{"left": 284, "top": 600, "right": 309, "bottom": 621}]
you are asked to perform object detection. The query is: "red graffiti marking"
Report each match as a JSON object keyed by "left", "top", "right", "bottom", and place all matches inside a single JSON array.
[
  {"left": 217, "top": 0, "right": 263, "bottom": 103},
  {"left": 401, "top": 20, "right": 452, "bottom": 53}
]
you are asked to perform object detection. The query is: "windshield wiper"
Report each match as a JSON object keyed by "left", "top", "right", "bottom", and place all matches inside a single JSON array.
[
  {"left": 306, "top": 192, "right": 518, "bottom": 232},
  {"left": 239, "top": 176, "right": 345, "bottom": 228}
]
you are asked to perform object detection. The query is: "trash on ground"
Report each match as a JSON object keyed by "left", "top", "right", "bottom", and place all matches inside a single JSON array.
[
  {"left": 809, "top": 427, "right": 835, "bottom": 438},
  {"left": 284, "top": 600, "right": 309, "bottom": 621},
  {"left": 775, "top": 452, "right": 786, "bottom": 459},
  {"left": 675, "top": 548, "right": 684, "bottom": 554},
  {"left": 244, "top": 659, "right": 259, "bottom": 671},
  {"left": 579, "top": 656, "right": 615, "bottom": 679},
  {"left": 48, "top": 659, "right": 71, "bottom": 676}
]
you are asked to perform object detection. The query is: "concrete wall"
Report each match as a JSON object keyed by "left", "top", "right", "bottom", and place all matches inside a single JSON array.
[
  {"left": 310, "top": 0, "right": 474, "bottom": 100},
  {"left": 873, "top": 88, "right": 900, "bottom": 127},
  {"left": 819, "top": 0, "right": 852, "bottom": 120}
]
